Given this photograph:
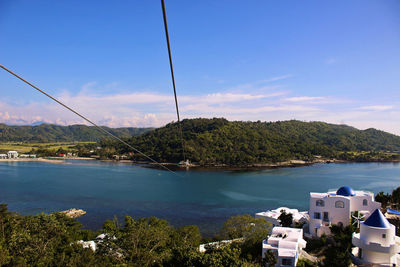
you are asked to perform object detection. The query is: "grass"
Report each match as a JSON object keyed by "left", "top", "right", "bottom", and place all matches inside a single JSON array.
[{"left": 0, "top": 142, "right": 95, "bottom": 154}]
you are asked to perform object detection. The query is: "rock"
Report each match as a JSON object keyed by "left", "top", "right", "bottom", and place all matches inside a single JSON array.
[{"left": 61, "top": 208, "right": 86, "bottom": 218}]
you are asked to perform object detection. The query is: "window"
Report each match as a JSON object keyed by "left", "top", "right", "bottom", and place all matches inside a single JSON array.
[
  {"left": 335, "top": 201, "right": 345, "bottom": 208},
  {"left": 382, "top": 234, "right": 386, "bottom": 238},
  {"left": 316, "top": 200, "right": 325, "bottom": 207},
  {"left": 323, "top": 212, "right": 329, "bottom": 222},
  {"left": 363, "top": 199, "right": 368, "bottom": 206},
  {"left": 281, "top": 258, "right": 292, "bottom": 266},
  {"left": 337, "top": 222, "right": 343, "bottom": 227},
  {"left": 314, "top": 212, "right": 321, "bottom": 219}
]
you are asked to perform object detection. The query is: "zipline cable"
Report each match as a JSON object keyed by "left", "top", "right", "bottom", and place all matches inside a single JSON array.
[
  {"left": 0, "top": 64, "right": 181, "bottom": 176},
  {"left": 161, "top": 0, "right": 186, "bottom": 162}
]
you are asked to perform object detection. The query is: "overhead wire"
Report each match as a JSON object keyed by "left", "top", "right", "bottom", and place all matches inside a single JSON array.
[
  {"left": 160, "top": 0, "right": 186, "bottom": 162},
  {"left": 0, "top": 64, "right": 181, "bottom": 177}
]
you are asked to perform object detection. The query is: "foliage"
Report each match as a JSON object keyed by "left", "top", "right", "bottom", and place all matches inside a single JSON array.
[
  {"left": 0, "top": 123, "right": 153, "bottom": 143},
  {"left": 262, "top": 249, "right": 277, "bottom": 266},
  {"left": 304, "top": 234, "right": 327, "bottom": 255},
  {"left": 376, "top": 186, "right": 400, "bottom": 209},
  {"left": 296, "top": 258, "right": 317, "bottom": 267},
  {"left": 0, "top": 205, "right": 271, "bottom": 266},
  {"left": 322, "top": 225, "right": 354, "bottom": 267},
  {"left": 219, "top": 214, "right": 271, "bottom": 262},
  {"left": 96, "top": 118, "right": 400, "bottom": 165},
  {"left": 278, "top": 210, "right": 293, "bottom": 227}
]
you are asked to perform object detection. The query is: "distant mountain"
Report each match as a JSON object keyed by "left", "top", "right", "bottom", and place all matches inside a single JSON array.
[
  {"left": 105, "top": 118, "right": 400, "bottom": 165},
  {"left": 0, "top": 124, "right": 153, "bottom": 142}
]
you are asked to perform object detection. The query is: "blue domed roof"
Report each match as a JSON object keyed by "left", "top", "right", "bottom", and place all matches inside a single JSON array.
[
  {"left": 336, "top": 186, "right": 355, "bottom": 196},
  {"left": 363, "top": 209, "right": 391, "bottom": 228}
]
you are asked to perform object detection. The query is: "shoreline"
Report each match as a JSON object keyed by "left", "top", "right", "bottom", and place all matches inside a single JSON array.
[
  {"left": 0, "top": 157, "right": 94, "bottom": 163},
  {"left": 1, "top": 157, "right": 399, "bottom": 170}
]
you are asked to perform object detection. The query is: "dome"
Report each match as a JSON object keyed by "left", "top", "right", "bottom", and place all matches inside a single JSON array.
[
  {"left": 336, "top": 186, "right": 355, "bottom": 196},
  {"left": 363, "top": 209, "right": 391, "bottom": 228}
]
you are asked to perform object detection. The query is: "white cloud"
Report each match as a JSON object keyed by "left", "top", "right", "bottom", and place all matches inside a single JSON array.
[
  {"left": 358, "top": 105, "right": 395, "bottom": 111},
  {"left": 325, "top": 58, "right": 338, "bottom": 65},
  {"left": 284, "top": 96, "right": 326, "bottom": 102},
  {"left": 263, "top": 74, "right": 293, "bottom": 82},
  {"left": 1, "top": 80, "right": 399, "bottom": 136}
]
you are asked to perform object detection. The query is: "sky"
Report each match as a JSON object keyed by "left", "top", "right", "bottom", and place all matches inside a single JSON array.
[{"left": 0, "top": 0, "right": 399, "bottom": 134}]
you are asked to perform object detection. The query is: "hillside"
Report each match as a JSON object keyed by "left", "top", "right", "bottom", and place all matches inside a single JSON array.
[
  {"left": 103, "top": 118, "right": 400, "bottom": 165},
  {"left": 0, "top": 124, "right": 153, "bottom": 142}
]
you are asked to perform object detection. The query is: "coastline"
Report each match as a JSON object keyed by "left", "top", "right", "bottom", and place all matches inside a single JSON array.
[
  {"left": 1, "top": 156, "right": 398, "bottom": 170},
  {"left": 0, "top": 157, "right": 94, "bottom": 164}
]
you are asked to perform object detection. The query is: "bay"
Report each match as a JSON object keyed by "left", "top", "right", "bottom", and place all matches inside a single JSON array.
[{"left": 0, "top": 160, "right": 399, "bottom": 236}]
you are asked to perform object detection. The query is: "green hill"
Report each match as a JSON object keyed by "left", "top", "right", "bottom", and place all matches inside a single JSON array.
[
  {"left": 0, "top": 124, "right": 153, "bottom": 142},
  {"left": 106, "top": 118, "right": 400, "bottom": 165}
]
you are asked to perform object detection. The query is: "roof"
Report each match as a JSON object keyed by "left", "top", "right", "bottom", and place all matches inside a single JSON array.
[
  {"left": 255, "top": 207, "right": 307, "bottom": 222},
  {"left": 336, "top": 186, "right": 355, "bottom": 196},
  {"left": 363, "top": 209, "right": 391, "bottom": 228}
]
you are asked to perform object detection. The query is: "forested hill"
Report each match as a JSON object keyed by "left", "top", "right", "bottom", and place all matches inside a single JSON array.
[
  {"left": 0, "top": 124, "right": 153, "bottom": 142},
  {"left": 107, "top": 118, "right": 400, "bottom": 165}
]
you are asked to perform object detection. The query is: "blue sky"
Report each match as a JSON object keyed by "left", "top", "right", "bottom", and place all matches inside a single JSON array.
[{"left": 1, "top": 0, "right": 399, "bottom": 134}]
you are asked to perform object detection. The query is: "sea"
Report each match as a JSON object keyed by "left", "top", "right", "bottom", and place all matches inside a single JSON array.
[{"left": 0, "top": 160, "right": 399, "bottom": 236}]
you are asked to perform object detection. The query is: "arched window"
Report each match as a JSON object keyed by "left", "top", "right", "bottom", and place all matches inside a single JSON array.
[
  {"left": 337, "top": 222, "right": 343, "bottom": 227},
  {"left": 335, "top": 201, "right": 345, "bottom": 208},
  {"left": 363, "top": 199, "right": 368, "bottom": 206},
  {"left": 316, "top": 200, "right": 325, "bottom": 207}
]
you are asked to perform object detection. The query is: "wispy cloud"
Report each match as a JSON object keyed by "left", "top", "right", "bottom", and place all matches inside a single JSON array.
[
  {"left": 263, "top": 74, "right": 293, "bottom": 83},
  {"left": 358, "top": 105, "right": 395, "bottom": 111},
  {"left": 284, "top": 96, "right": 326, "bottom": 102},
  {"left": 1, "top": 79, "right": 399, "bottom": 135},
  {"left": 325, "top": 58, "right": 339, "bottom": 65}
]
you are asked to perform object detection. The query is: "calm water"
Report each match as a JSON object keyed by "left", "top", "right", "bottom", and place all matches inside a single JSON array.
[{"left": 0, "top": 160, "right": 399, "bottom": 235}]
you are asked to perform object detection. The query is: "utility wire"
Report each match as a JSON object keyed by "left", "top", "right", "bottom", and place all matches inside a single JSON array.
[
  {"left": 161, "top": 0, "right": 186, "bottom": 162},
  {"left": 0, "top": 64, "right": 181, "bottom": 176}
]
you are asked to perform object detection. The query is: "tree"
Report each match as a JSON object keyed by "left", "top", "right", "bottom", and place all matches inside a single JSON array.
[
  {"left": 220, "top": 214, "right": 271, "bottom": 262},
  {"left": 263, "top": 249, "right": 277, "bottom": 266},
  {"left": 376, "top": 191, "right": 391, "bottom": 208},
  {"left": 322, "top": 225, "right": 354, "bottom": 267},
  {"left": 278, "top": 210, "right": 293, "bottom": 227}
]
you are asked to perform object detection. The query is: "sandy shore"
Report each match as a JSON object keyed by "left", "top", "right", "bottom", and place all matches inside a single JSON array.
[{"left": 0, "top": 158, "right": 67, "bottom": 163}]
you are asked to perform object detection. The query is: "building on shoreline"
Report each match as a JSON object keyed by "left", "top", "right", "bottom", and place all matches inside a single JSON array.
[
  {"left": 308, "top": 186, "right": 381, "bottom": 237},
  {"left": 0, "top": 154, "right": 7, "bottom": 159},
  {"left": 262, "top": 227, "right": 307, "bottom": 267},
  {"left": 19, "top": 154, "right": 37, "bottom": 158},
  {"left": 7, "top": 151, "right": 18, "bottom": 159},
  {"left": 352, "top": 209, "right": 400, "bottom": 266}
]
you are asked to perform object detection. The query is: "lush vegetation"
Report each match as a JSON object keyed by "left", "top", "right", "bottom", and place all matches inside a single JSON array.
[
  {"left": 97, "top": 118, "right": 400, "bottom": 165},
  {"left": 304, "top": 225, "right": 355, "bottom": 267},
  {"left": 0, "top": 142, "right": 93, "bottom": 155},
  {"left": 0, "top": 204, "right": 362, "bottom": 266},
  {"left": 0, "top": 206, "right": 271, "bottom": 266},
  {"left": 0, "top": 123, "right": 153, "bottom": 143},
  {"left": 376, "top": 187, "right": 400, "bottom": 209}
]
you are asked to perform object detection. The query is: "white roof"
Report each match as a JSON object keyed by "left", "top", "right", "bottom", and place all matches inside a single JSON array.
[
  {"left": 310, "top": 190, "right": 374, "bottom": 198},
  {"left": 256, "top": 207, "right": 308, "bottom": 222}
]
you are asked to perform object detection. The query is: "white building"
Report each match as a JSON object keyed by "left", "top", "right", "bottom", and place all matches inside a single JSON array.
[
  {"left": 352, "top": 209, "right": 400, "bottom": 266},
  {"left": 19, "top": 154, "right": 37, "bottom": 158},
  {"left": 262, "top": 226, "right": 307, "bottom": 267},
  {"left": 0, "top": 154, "right": 7, "bottom": 159},
  {"left": 7, "top": 151, "right": 18, "bottom": 159},
  {"left": 309, "top": 186, "right": 381, "bottom": 237},
  {"left": 256, "top": 207, "right": 309, "bottom": 227}
]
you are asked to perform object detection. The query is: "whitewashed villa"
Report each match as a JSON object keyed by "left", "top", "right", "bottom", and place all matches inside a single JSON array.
[
  {"left": 308, "top": 186, "right": 381, "bottom": 237},
  {"left": 262, "top": 227, "right": 306, "bottom": 267}
]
